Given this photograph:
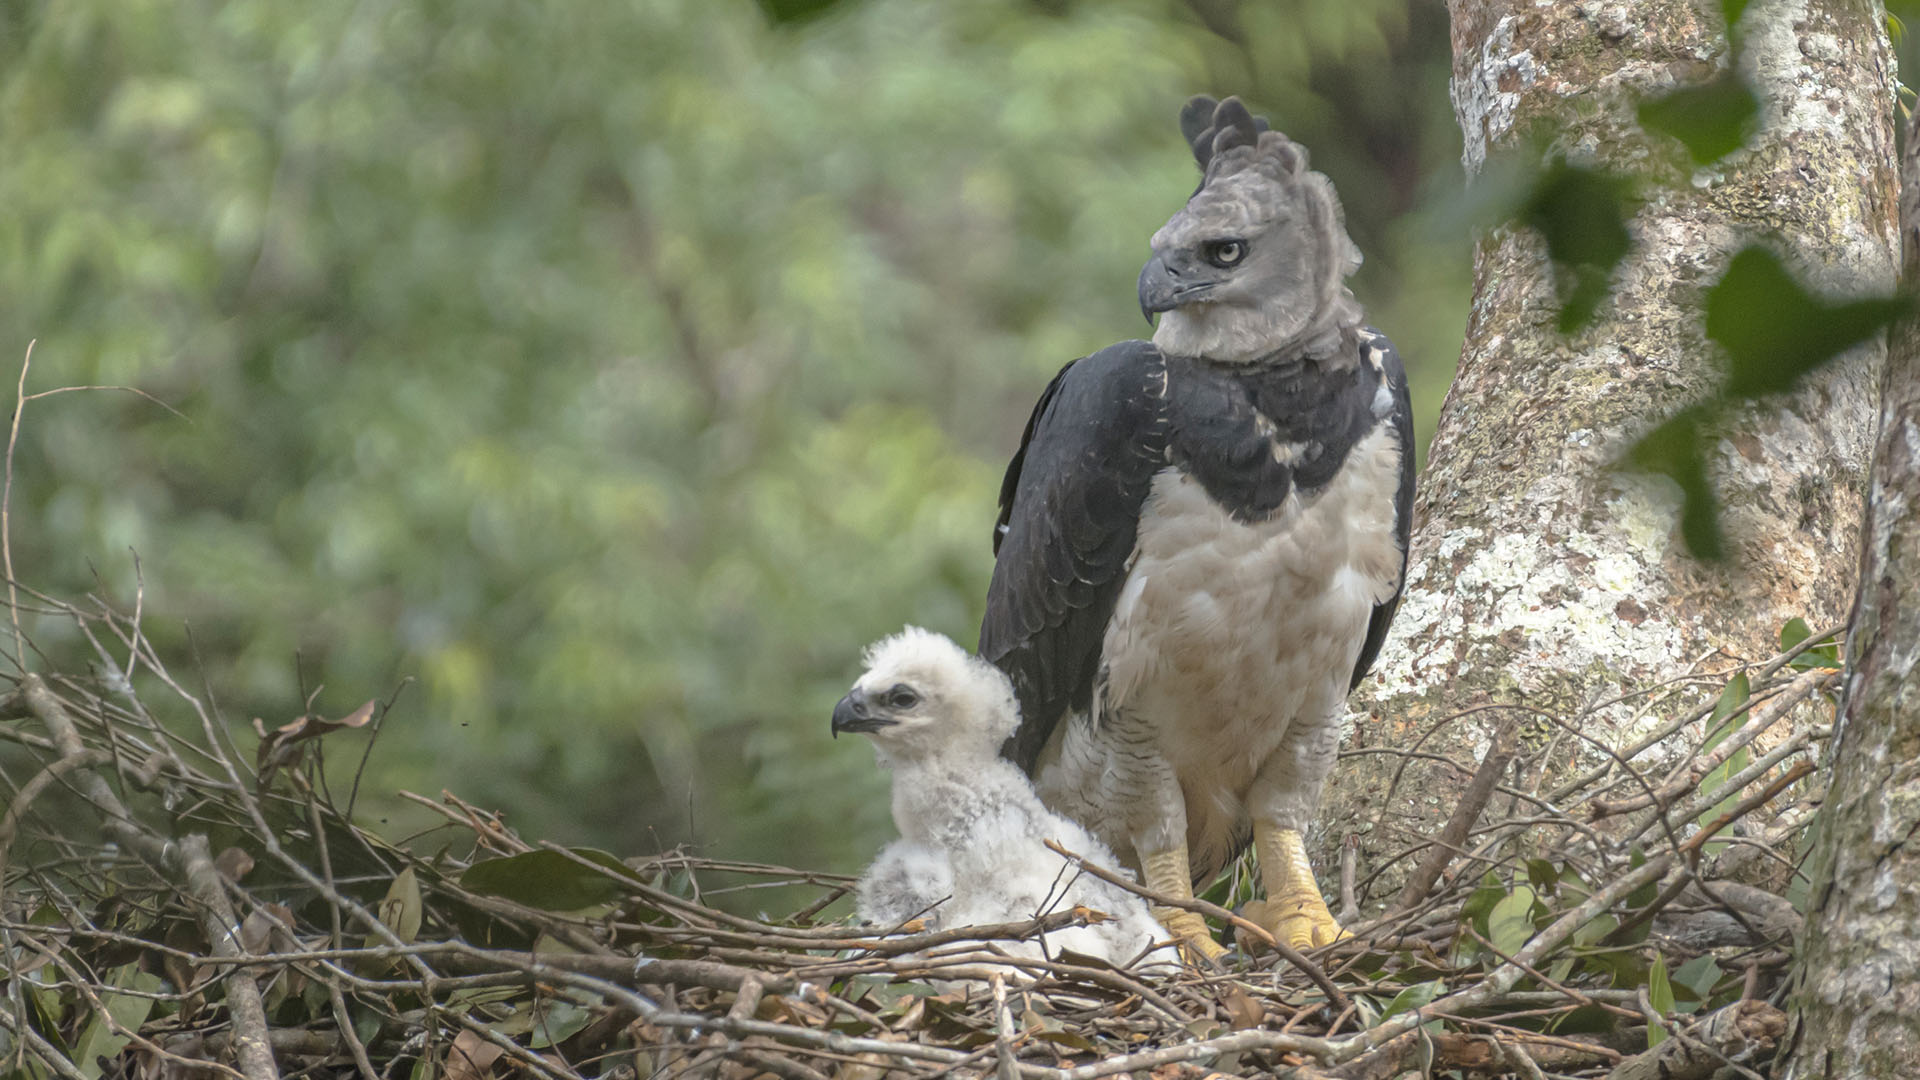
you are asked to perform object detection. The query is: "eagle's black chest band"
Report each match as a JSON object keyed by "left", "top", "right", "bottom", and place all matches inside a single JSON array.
[{"left": 1160, "top": 346, "right": 1383, "bottom": 523}]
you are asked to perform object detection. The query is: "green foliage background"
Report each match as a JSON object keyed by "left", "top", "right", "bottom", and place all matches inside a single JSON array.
[{"left": 0, "top": 0, "right": 1469, "bottom": 886}]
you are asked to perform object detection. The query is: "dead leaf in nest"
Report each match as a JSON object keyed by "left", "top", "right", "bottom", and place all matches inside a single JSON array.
[
  {"left": 238, "top": 911, "right": 273, "bottom": 955},
  {"left": 375, "top": 866, "right": 424, "bottom": 944},
  {"left": 214, "top": 846, "right": 254, "bottom": 882},
  {"left": 253, "top": 700, "right": 376, "bottom": 787},
  {"left": 896, "top": 917, "right": 926, "bottom": 933},
  {"left": 1222, "top": 987, "right": 1264, "bottom": 1031},
  {"left": 444, "top": 1029, "right": 505, "bottom": 1080},
  {"left": 1070, "top": 905, "right": 1111, "bottom": 925}
]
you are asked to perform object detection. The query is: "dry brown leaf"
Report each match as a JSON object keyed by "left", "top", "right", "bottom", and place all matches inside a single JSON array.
[
  {"left": 238, "top": 903, "right": 298, "bottom": 955},
  {"left": 213, "top": 846, "right": 254, "bottom": 882},
  {"left": 253, "top": 700, "right": 377, "bottom": 787},
  {"left": 444, "top": 1029, "right": 505, "bottom": 1080},
  {"left": 1222, "top": 987, "right": 1264, "bottom": 1031}
]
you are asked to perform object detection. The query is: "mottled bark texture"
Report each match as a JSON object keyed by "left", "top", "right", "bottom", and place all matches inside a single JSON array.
[
  {"left": 1776, "top": 106, "right": 1920, "bottom": 1080},
  {"left": 1322, "top": 0, "right": 1898, "bottom": 905}
]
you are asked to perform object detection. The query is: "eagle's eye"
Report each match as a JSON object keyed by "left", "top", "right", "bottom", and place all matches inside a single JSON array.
[
  {"left": 885, "top": 684, "right": 920, "bottom": 710},
  {"left": 1203, "top": 240, "right": 1246, "bottom": 268}
]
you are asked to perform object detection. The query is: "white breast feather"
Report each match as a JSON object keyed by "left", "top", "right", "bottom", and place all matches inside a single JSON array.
[{"left": 1063, "top": 423, "right": 1404, "bottom": 858}]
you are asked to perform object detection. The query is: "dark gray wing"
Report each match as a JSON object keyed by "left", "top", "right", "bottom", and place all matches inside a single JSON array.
[
  {"left": 1350, "top": 331, "right": 1416, "bottom": 691},
  {"left": 981, "top": 340, "right": 1169, "bottom": 773}
]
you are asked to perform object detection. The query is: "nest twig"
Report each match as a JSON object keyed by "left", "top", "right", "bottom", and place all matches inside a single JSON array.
[{"left": 0, "top": 573, "right": 1829, "bottom": 1079}]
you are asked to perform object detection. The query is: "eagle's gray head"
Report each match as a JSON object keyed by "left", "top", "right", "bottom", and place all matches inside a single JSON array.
[
  {"left": 1139, "top": 96, "right": 1364, "bottom": 366},
  {"left": 831, "top": 627, "right": 1020, "bottom": 763}
]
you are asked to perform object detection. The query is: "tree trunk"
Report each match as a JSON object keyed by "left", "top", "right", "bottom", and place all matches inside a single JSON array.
[
  {"left": 1775, "top": 105, "right": 1920, "bottom": 1080},
  {"left": 1322, "top": 0, "right": 1898, "bottom": 903}
]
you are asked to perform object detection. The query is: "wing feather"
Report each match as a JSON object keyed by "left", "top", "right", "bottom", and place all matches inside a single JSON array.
[
  {"left": 980, "top": 341, "right": 1168, "bottom": 773},
  {"left": 1350, "top": 332, "right": 1416, "bottom": 691}
]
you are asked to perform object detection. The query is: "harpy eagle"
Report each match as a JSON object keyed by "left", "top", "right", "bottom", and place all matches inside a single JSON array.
[
  {"left": 832, "top": 627, "right": 1173, "bottom": 968},
  {"left": 978, "top": 97, "right": 1414, "bottom": 956}
]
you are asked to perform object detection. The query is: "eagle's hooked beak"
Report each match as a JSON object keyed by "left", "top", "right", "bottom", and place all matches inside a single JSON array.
[
  {"left": 1137, "top": 252, "right": 1210, "bottom": 324},
  {"left": 831, "top": 688, "right": 895, "bottom": 738}
]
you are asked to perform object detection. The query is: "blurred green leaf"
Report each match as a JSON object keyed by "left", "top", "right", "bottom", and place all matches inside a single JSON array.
[
  {"left": 1723, "top": 0, "right": 1754, "bottom": 31},
  {"left": 1488, "top": 885, "right": 1537, "bottom": 960},
  {"left": 1627, "top": 849, "right": 1658, "bottom": 909},
  {"left": 1672, "top": 954, "right": 1721, "bottom": 1013},
  {"left": 1780, "top": 616, "right": 1842, "bottom": 669},
  {"left": 1626, "top": 406, "right": 1724, "bottom": 561},
  {"left": 1707, "top": 247, "right": 1909, "bottom": 399},
  {"left": 1702, "top": 673, "right": 1751, "bottom": 751},
  {"left": 1647, "top": 954, "right": 1674, "bottom": 1047},
  {"left": 1572, "top": 911, "right": 1617, "bottom": 947},
  {"left": 1638, "top": 72, "right": 1759, "bottom": 164},
  {"left": 1378, "top": 978, "right": 1444, "bottom": 1021},
  {"left": 72, "top": 965, "right": 161, "bottom": 1080},
  {"left": 529, "top": 1001, "right": 594, "bottom": 1048},
  {"left": 1520, "top": 159, "right": 1633, "bottom": 332},
  {"left": 1525, "top": 858, "right": 1559, "bottom": 893},
  {"left": 755, "top": 0, "right": 855, "bottom": 23},
  {"left": 1462, "top": 871, "right": 1507, "bottom": 939},
  {"left": 461, "top": 849, "right": 631, "bottom": 911}
]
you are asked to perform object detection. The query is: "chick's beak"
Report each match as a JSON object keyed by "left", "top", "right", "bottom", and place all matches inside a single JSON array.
[{"left": 831, "top": 688, "right": 894, "bottom": 737}]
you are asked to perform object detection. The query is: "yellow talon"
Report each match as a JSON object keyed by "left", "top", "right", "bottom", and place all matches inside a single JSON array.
[
  {"left": 1139, "top": 842, "right": 1226, "bottom": 963},
  {"left": 1154, "top": 906, "right": 1228, "bottom": 962},
  {"left": 1250, "top": 823, "right": 1349, "bottom": 951}
]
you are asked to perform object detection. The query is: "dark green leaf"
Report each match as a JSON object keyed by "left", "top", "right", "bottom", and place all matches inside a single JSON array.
[
  {"left": 460, "top": 849, "right": 633, "bottom": 911},
  {"left": 1575, "top": 945, "right": 1647, "bottom": 987},
  {"left": 1520, "top": 160, "right": 1633, "bottom": 332},
  {"left": 754, "top": 0, "right": 854, "bottom": 24},
  {"left": 1780, "top": 617, "right": 1842, "bottom": 669},
  {"left": 1626, "top": 407, "right": 1724, "bottom": 560},
  {"left": 1378, "top": 978, "right": 1444, "bottom": 1021},
  {"left": 1707, "top": 247, "right": 1909, "bottom": 399},
  {"left": 1722, "top": 0, "right": 1752, "bottom": 31},
  {"left": 72, "top": 965, "right": 162, "bottom": 1080},
  {"left": 1673, "top": 955, "right": 1722, "bottom": 1013},
  {"left": 1462, "top": 871, "right": 1508, "bottom": 937},
  {"left": 1525, "top": 858, "right": 1560, "bottom": 893},
  {"left": 1638, "top": 72, "right": 1759, "bottom": 164},
  {"left": 1572, "top": 912, "right": 1618, "bottom": 947},
  {"left": 529, "top": 1001, "right": 594, "bottom": 1048},
  {"left": 1702, "top": 673, "right": 1751, "bottom": 751},
  {"left": 1627, "top": 849, "right": 1658, "bottom": 909}
]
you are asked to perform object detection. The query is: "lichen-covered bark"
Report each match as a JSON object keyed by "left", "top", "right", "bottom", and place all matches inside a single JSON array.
[
  {"left": 1776, "top": 106, "right": 1920, "bottom": 1080},
  {"left": 1322, "top": 0, "right": 1897, "bottom": 901}
]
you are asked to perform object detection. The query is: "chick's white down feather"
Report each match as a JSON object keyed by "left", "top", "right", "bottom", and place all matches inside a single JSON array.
[
  {"left": 856, "top": 838, "right": 951, "bottom": 930},
  {"left": 846, "top": 628, "right": 1173, "bottom": 968}
]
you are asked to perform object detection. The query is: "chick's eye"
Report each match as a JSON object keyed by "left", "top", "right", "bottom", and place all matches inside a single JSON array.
[
  {"left": 1205, "top": 240, "right": 1246, "bottom": 267},
  {"left": 886, "top": 684, "right": 919, "bottom": 709}
]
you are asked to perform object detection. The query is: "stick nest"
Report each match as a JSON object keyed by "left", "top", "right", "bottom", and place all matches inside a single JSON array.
[{"left": 0, "top": 585, "right": 1838, "bottom": 1080}]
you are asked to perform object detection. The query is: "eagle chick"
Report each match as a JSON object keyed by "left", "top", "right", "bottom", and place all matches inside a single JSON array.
[{"left": 836, "top": 627, "right": 1173, "bottom": 969}]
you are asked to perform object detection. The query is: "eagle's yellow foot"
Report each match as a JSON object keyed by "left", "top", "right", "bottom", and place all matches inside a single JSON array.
[
  {"left": 1153, "top": 905, "right": 1228, "bottom": 962},
  {"left": 1252, "top": 823, "right": 1349, "bottom": 951},
  {"left": 1242, "top": 893, "right": 1348, "bottom": 951},
  {"left": 1139, "top": 842, "right": 1225, "bottom": 963}
]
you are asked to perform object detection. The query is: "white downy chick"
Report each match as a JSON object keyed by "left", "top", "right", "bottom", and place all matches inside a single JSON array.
[
  {"left": 855, "top": 837, "right": 952, "bottom": 931},
  {"left": 835, "top": 627, "right": 1173, "bottom": 968}
]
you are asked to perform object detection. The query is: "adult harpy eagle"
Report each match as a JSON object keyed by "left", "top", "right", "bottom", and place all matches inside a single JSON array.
[{"left": 979, "top": 96, "right": 1414, "bottom": 957}]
